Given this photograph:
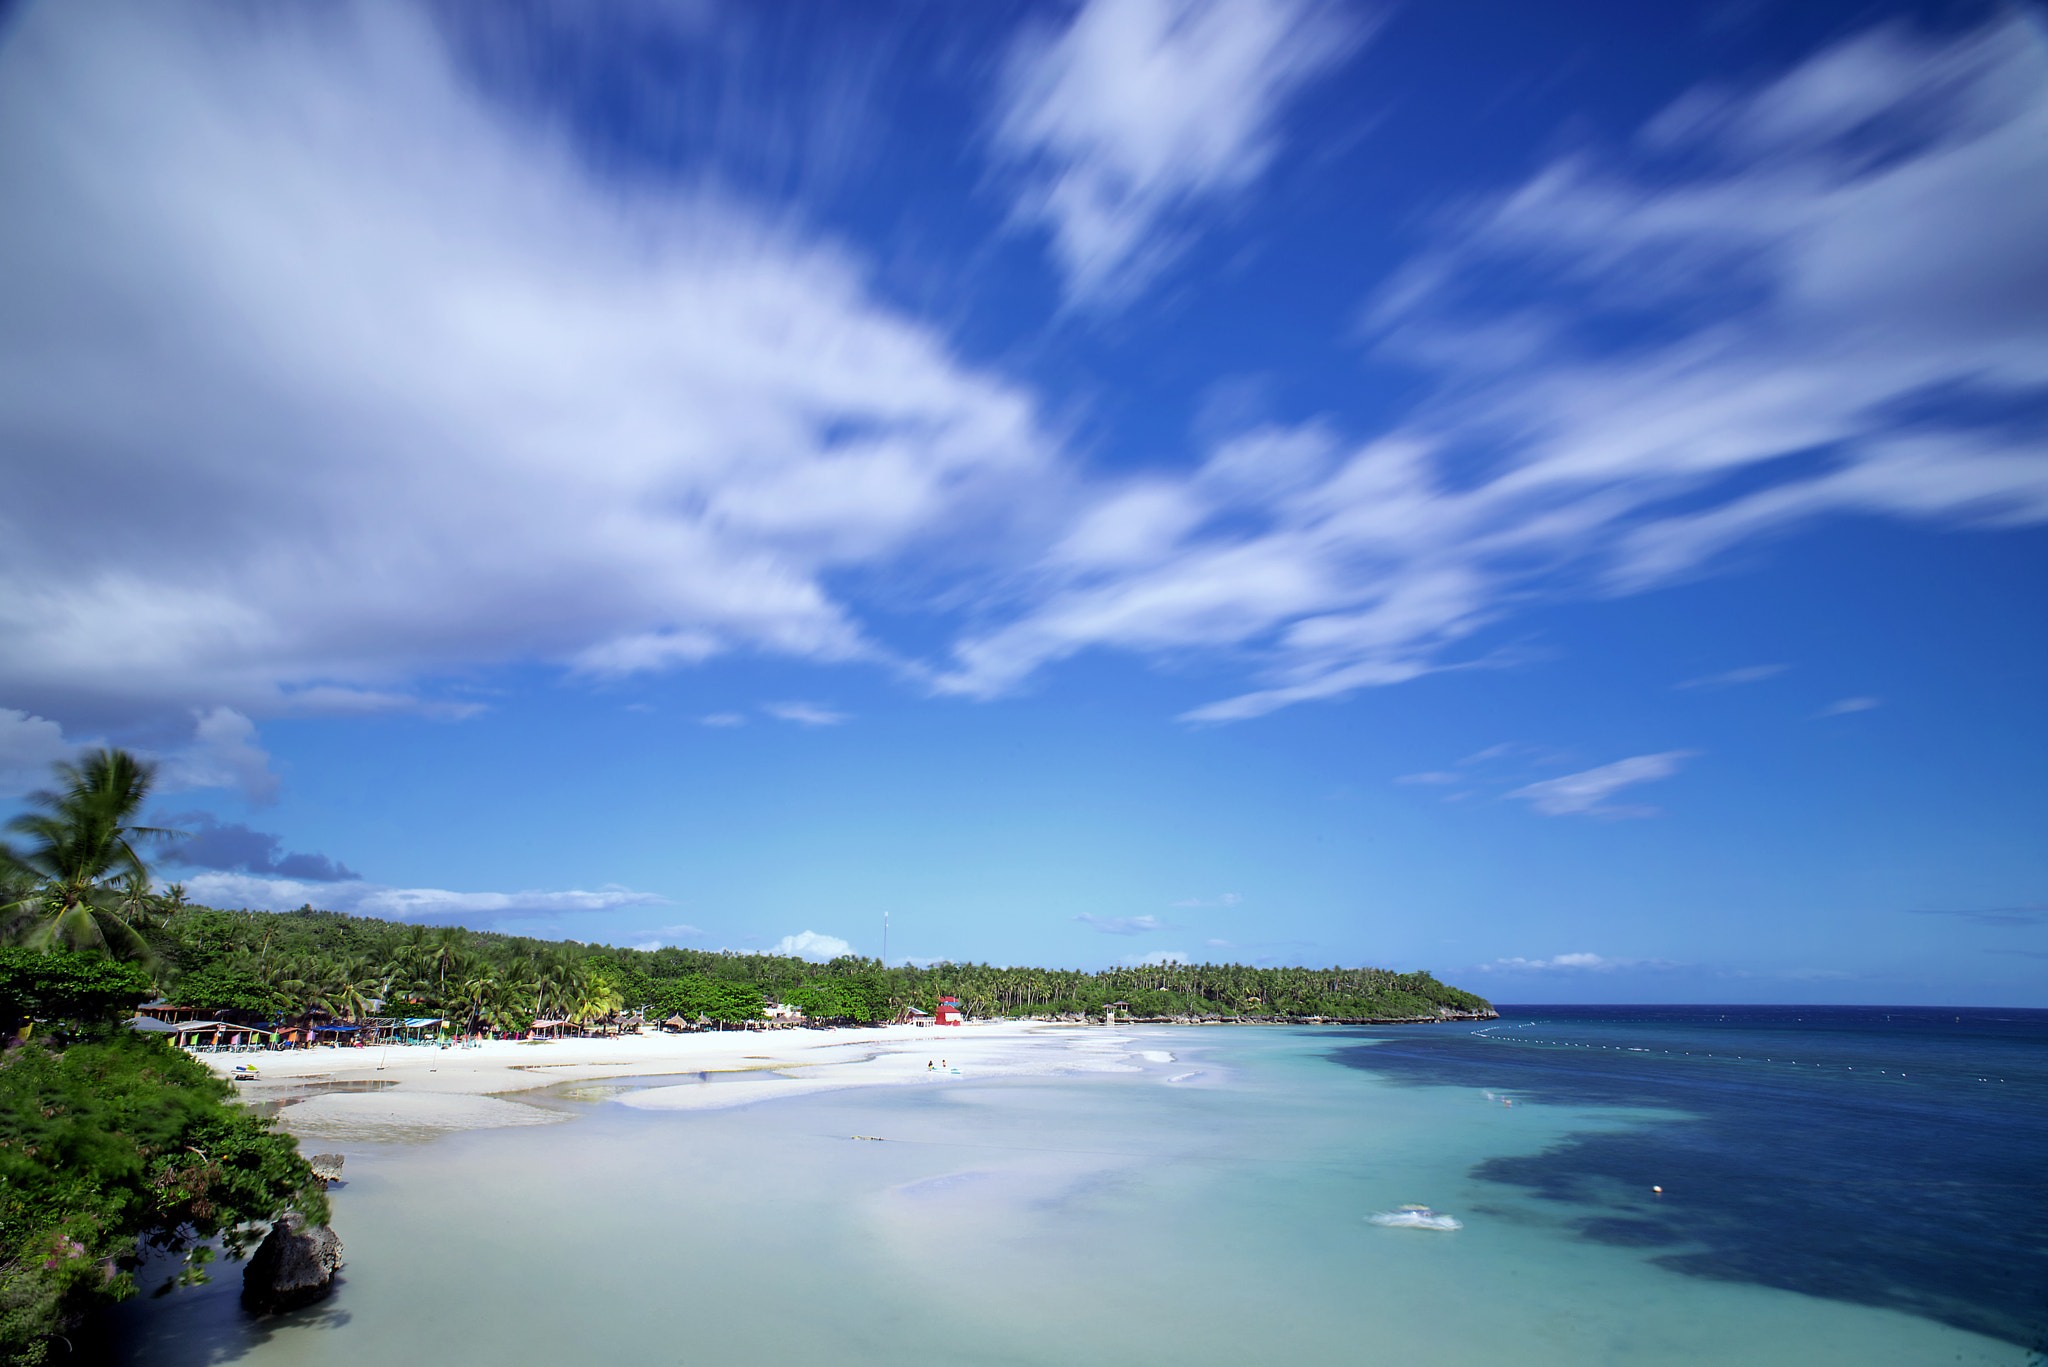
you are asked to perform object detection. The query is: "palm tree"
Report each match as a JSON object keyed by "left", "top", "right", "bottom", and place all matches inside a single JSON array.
[
  {"left": 425, "top": 926, "right": 466, "bottom": 999},
  {"left": 452, "top": 968, "right": 520, "bottom": 1036},
  {"left": 0, "top": 749, "right": 175, "bottom": 960},
  {"left": 107, "top": 870, "right": 179, "bottom": 936},
  {"left": 325, "top": 957, "right": 386, "bottom": 1024}
]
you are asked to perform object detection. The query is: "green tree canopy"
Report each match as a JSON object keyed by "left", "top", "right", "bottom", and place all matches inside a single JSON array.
[
  {"left": 0, "top": 749, "right": 176, "bottom": 961},
  {"left": 0, "top": 1031, "right": 324, "bottom": 1363},
  {"left": 648, "top": 975, "right": 765, "bottom": 1024},
  {"left": 167, "top": 965, "right": 294, "bottom": 1017},
  {"left": 0, "top": 949, "right": 152, "bottom": 1034}
]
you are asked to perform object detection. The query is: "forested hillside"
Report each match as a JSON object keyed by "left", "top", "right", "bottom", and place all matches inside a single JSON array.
[{"left": 139, "top": 902, "right": 1494, "bottom": 1026}]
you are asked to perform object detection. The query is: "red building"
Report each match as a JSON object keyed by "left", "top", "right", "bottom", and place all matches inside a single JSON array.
[{"left": 935, "top": 996, "right": 963, "bottom": 1026}]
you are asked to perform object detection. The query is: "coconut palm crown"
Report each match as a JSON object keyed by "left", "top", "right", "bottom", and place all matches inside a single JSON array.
[{"left": 0, "top": 748, "right": 177, "bottom": 959}]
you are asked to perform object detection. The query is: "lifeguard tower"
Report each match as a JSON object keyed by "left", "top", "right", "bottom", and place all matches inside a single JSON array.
[{"left": 935, "top": 996, "right": 963, "bottom": 1026}]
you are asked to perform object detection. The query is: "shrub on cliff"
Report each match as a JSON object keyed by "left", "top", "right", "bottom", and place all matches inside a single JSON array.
[{"left": 0, "top": 1026, "right": 324, "bottom": 1364}]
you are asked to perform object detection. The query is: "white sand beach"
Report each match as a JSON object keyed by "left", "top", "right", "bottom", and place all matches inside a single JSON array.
[{"left": 209, "top": 1021, "right": 1182, "bottom": 1141}]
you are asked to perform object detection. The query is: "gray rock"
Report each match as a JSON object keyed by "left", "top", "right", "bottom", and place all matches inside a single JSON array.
[{"left": 241, "top": 1213, "right": 344, "bottom": 1312}]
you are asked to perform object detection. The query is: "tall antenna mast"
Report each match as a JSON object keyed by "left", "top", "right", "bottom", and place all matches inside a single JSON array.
[{"left": 883, "top": 909, "right": 889, "bottom": 967}]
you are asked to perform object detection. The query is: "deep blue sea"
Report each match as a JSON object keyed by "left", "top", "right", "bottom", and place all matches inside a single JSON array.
[{"left": 1336, "top": 1005, "right": 2048, "bottom": 1354}]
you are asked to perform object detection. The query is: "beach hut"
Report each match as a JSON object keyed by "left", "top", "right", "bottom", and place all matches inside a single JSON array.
[
  {"left": 367, "top": 1016, "right": 445, "bottom": 1044},
  {"left": 133, "top": 1000, "right": 202, "bottom": 1023},
  {"left": 137, "top": 1019, "right": 275, "bottom": 1052},
  {"left": 935, "top": 996, "right": 963, "bottom": 1026},
  {"left": 173, "top": 1020, "right": 235, "bottom": 1050}
]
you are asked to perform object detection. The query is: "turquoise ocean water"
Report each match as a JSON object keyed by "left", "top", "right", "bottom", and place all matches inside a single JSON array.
[{"left": 104, "top": 1009, "right": 2044, "bottom": 1367}]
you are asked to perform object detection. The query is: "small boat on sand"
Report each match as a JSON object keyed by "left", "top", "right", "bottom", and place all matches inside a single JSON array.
[{"left": 1368, "top": 1204, "right": 1462, "bottom": 1230}]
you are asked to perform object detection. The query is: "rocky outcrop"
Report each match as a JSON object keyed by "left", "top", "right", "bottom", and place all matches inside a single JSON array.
[{"left": 241, "top": 1213, "right": 343, "bottom": 1312}]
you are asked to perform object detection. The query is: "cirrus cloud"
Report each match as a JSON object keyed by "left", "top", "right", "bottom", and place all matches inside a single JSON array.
[
  {"left": 1506, "top": 751, "right": 1696, "bottom": 819},
  {"left": 942, "top": 17, "right": 2048, "bottom": 719},
  {"left": 1075, "top": 913, "right": 1175, "bottom": 934},
  {"left": 1476, "top": 952, "right": 1679, "bottom": 973},
  {"left": 176, "top": 871, "right": 666, "bottom": 925},
  {"left": 762, "top": 701, "right": 851, "bottom": 727}
]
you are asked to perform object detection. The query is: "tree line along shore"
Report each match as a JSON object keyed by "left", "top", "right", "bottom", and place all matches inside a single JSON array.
[
  {"left": 138, "top": 905, "right": 1497, "bottom": 1032},
  {"left": 0, "top": 747, "right": 1493, "bottom": 1363}
]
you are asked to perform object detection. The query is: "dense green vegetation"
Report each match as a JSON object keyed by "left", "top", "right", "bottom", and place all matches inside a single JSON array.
[
  {"left": 0, "top": 751, "right": 326, "bottom": 1364},
  {"left": 0, "top": 952, "right": 324, "bottom": 1365},
  {"left": 104, "top": 901, "right": 1493, "bottom": 1026}
]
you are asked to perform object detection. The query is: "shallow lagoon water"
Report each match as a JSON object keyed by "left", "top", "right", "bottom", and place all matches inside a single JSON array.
[{"left": 106, "top": 1022, "right": 2034, "bottom": 1367}]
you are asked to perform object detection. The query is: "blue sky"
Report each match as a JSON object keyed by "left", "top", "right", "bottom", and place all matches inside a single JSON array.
[{"left": 0, "top": 0, "right": 2042, "bottom": 1004}]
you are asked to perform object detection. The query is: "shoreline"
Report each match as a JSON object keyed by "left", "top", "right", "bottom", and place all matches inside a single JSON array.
[{"left": 212, "top": 1020, "right": 1178, "bottom": 1141}]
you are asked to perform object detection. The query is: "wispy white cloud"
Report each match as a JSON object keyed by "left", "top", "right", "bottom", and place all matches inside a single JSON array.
[
  {"left": 1815, "top": 696, "right": 1881, "bottom": 717},
  {"left": 0, "top": 0, "right": 1048, "bottom": 726},
  {"left": 698, "top": 713, "right": 746, "bottom": 727},
  {"left": 761, "top": 701, "right": 850, "bottom": 726},
  {"left": 1075, "top": 913, "right": 1174, "bottom": 934},
  {"left": 1123, "top": 949, "right": 1194, "bottom": 966},
  {"left": 1460, "top": 742, "right": 1545, "bottom": 766},
  {"left": 1168, "top": 892, "right": 1241, "bottom": 907},
  {"left": 177, "top": 872, "right": 665, "bottom": 924},
  {"left": 1506, "top": 751, "right": 1696, "bottom": 818},
  {"left": 1675, "top": 664, "right": 1787, "bottom": 690},
  {"left": 944, "top": 17, "right": 2048, "bottom": 718},
  {"left": 772, "top": 930, "right": 853, "bottom": 960},
  {"left": 1475, "top": 952, "right": 1678, "bottom": 973},
  {"left": 994, "top": 0, "right": 1356, "bottom": 305}
]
